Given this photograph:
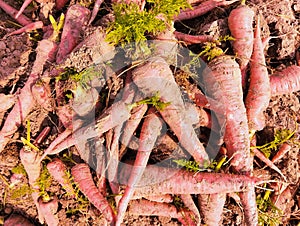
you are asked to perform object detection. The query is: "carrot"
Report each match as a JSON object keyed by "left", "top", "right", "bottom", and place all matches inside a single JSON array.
[
  {"left": 174, "top": 31, "right": 215, "bottom": 44},
  {"left": 245, "top": 17, "right": 270, "bottom": 132},
  {"left": 38, "top": 196, "right": 59, "bottom": 226},
  {"left": 4, "top": 214, "right": 34, "bottom": 226},
  {"left": 180, "top": 194, "right": 201, "bottom": 225},
  {"left": 56, "top": 0, "right": 69, "bottom": 10},
  {"left": 228, "top": 1, "right": 254, "bottom": 89},
  {"left": 132, "top": 57, "right": 209, "bottom": 164},
  {"left": 116, "top": 107, "right": 163, "bottom": 226},
  {"left": 198, "top": 193, "right": 226, "bottom": 225},
  {"left": 0, "top": 0, "right": 32, "bottom": 26},
  {"left": 0, "top": 94, "right": 15, "bottom": 113},
  {"left": 271, "top": 143, "right": 291, "bottom": 163},
  {"left": 56, "top": 4, "right": 91, "bottom": 64},
  {"left": 239, "top": 187, "right": 258, "bottom": 226},
  {"left": 88, "top": 0, "right": 104, "bottom": 25},
  {"left": 47, "top": 158, "right": 75, "bottom": 197},
  {"left": 269, "top": 65, "right": 300, "bottom": 96},
  {"left": 202, "top": 55, "right": 251, "bottom": 173},
  {"left": 71, "top": 163, "right": 116, "bottom": 223},
  {"left": 118, "top": 164, "right": 261, "bottom": 197},
  {"left": 0, "top": 39, "right": 57, "bottom": 153},
  {"left": 15, "top": 0, "right": 32, "bottom": 19},
  {"left": 143, "top": 194, "right": 173, "bottom": 203},
  {"left": 5, "top": 21, "right": 44, "bottom": 37},
  {"left": 296, "top": 49, "right": 300, "bottom": 66},
  {"left": 31, "top": 79, "right": 54, "bottom": 112},
  {"left": 175, "top": 0, "right": 238, "bottom": 21},
  {"left": 127, "top": 199, "right": 197, "bottom": 226}
]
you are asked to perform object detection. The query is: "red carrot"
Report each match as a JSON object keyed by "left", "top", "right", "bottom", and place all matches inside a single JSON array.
[
  {"left": 269, "top": 65, "right": 300, "bottom": 96},
  {"left": 4, "top": 214, "right": 34, "bottom": 226},
  {"left": 15, "top": 0, "right": 32, "bottom": 19},
  {"left": 132, "top": 57, "right": 209, "bottom": 164},
  {"left": 271, "top": 143, "right": 291, "bottom": 163},
  {"left": 174, "top": 31, "right": 215, "bottom": 44},
  {"left": 175, "top": 0, "right": 238, "bottom": 21},
  {"left": 0, "top": 94, "right": 15, "bottom": 113},
  {"left": 198, "top": 193, "right": 226, "bottom": 225},
  {"left": 5, "top": 21, "right": 44, "bottom": 37},
  {"left": 228, "top": 1, "right": 254, "bottom": 89},
  {"left": 0, "top": 0, "right": 32, "bottom": 26},
  {"left": 71, "top": 163, "right": 116, "bottom": 223},
  {"left": 31, "top": 79, "right": 53, "bottom": 112},
  {"left": 202, "top": 55, "right": 251, "bottom": 173},
  {"left": 143, "top": 194, "right": 173, "bottom": 203},
  {"left": 47, "top": 158, "right": 75, "bottom": 197},
  {"left": 38, "top": 196, "right": 59, "bottom": 226},
  {"left": 56, "top": 4, "right": 91, "bottom": 63},
  {"left": 180, "top": 194, "right": 201, "bottom": 225},
  {"left": 239, "top": 187, "right": 258, "bottom": 226},
  {"left": 116, "top": 108, "right": 163, "bottom": 225},
  {"left": 88, "top": 0, "right": 104, "bottom": 25},
  {"left": 245, "top": 17, "right": 270, "bottom": 132},
  {"left": 118, "top": 164, "right": 261, "bottom": 197},
  {"left": 0, "top": 39, "right": 57, "bottom": 153},
  {"left": 56, "top": 0, "right": 69, "bottom": 10},
  {"left": 128, "top": 199, "right": 197, "bottom": 226}
]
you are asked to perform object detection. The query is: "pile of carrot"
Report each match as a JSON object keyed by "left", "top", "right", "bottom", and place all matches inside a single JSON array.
[{"left": 1, "top": 0, "right": 300, "bottom": 225}]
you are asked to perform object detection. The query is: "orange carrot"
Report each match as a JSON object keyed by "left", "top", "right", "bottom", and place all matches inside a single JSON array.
[
  {"left": 116, "top": 108, "right": 163, "bottom": 225},
  {"left": 228, "top": 2, "right": 254, "bottom": 89},
  {"left": 128, "top": 199, "right": 197, "bottom": 226},
  {"left": 175, "top": 0, "right": 238, "bottom": 21},
  {"left": 269, "top": 65, "right": 300, "bottom": 96},
  {"left": 132, "top": 57, "right": 209, "bottom": 164},
  {"left": 118, "top": 164, "right": 261, "bottom": 197},
  {"left": 71, "top": 163, "right": 116, "bottom": 223},
  {"left": 245, "top": 17, "right": 270, "bottom": 132},
  {"left": 202, "top": 55, "right": 251, "bottom": 173}
]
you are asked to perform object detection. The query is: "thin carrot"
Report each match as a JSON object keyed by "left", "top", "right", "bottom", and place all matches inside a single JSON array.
[
  {"left": 5, "top": 21, "right": 44, "bottom": 37},
  {"left": 271, "top": 143, "right": 291, "bottom": 163},
  {"left": 38, "top": 196, "right": 59, "bottom": 226},
  {"left": 132, "top": 57, "right": 209, "bottom": 164},
  {"left": 269, "top": 65, "right": 300, "bottom": 96},
  {"left": 15, "top": 0, "right": 32, "bottom": 19},
  {"left": 56, "top": 0, "right": 69, "bottom": 10},
  {"left": 116, "top": 108, "right": 163, "bottom": 225},
  {"left": 175, "top": 0, "right": 238, "bottom": 21},
  {"left": 0, "top": 0, "right": 32, "bottom": 26},
  {"left": 245, "top": 17, "right": 270, "bottom": 132},
  {"left": 88, "top": 0, "right": 104, "bottom": 25},
  {"left": 239, "top": 187, "right": 258, "bottom": 226},
  {"left": 71, "top": 163, "right": 116, "bottom": 223},
  {"left": 118, "top": 164, "right": 261, "bottom": 197},
  {"left": 228, "top": 1, "right": 254, "bottom": 89},
  {"left": 180, "top": 194, "right": 201, "bottom": 225},
  {"left": 174, "top": 31, "right": 215, "bottom": 44}
]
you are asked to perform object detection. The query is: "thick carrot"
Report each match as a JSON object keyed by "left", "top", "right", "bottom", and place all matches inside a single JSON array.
[
  {"left": 174, "top": 31, "right": 215, "bottom": 44},
  {"left": 0, "top": 0, "right": 32, "bottom": 26},
  {"left": 245, "top": 17, "right": 270, "bottom": 132},
  {"left": 56, "top": 4, "right": 91, "bottom": 64},
  {"left": 132, "top": 57, "right": 209, "bottom": 164},
  {"left": 228, "top": 2, "right": 254, "bottom": 89},
  {"left": 0, "top": 39, "right": 57, "bottom": 153},
  {"left": 175, "top": 0, "right": 238, "bottom": 21},
  {"left": 47, "top": 158, "right": 75, "bottom": 197},
  {"left": 271, "top": 143, "right": 291, "bottom": 163},
  {"left": 38, "top": 196, "right": 59, "bottom": 226},
  {"left": 202, "top": 55, "right": 251, "bottom": 173},
  {"left": 198, "top": 193, "right": 226, "bottom": 225},
  {"left": 128, "top": 199, "right": 197, "bottom": 226},
  {"left": 269, "top": 65, "right": 300, "bottom": 96},
  {"left": 4, "top": 214, "right": 34, "bottom": 226},
  {"left": 71, "top": 163, "right": 116, "bottom": 223},
  {"left": 88, "top": 0, "right": 104, "bottom": 25},
  {"left": 116, "top": 108, "right": 163, "bottom": 226},
  {"left": 118, "top": 164, "right": 261, "bottom": 197}
]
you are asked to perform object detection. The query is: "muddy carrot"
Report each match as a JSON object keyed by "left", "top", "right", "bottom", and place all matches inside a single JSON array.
[
  {"left": 228, "top": 1, "right": 254, "bottom": 89},
  {"left": 271, "top": 143, "right": 291, "bottom": 163},
  {"left": 0, "top": 0, "right": 32, "bottom": 26},
  {"left": 116, "top": 108, "right": 163, "bottom": 225},
  {"left": 38, "top": 196, "right": 59, "bottom": 226},
  {"left": 71, "top": 163, "right": 116, "bottom": 223},
  {"left": 245, "top": 17, "right": 270, "bottom": 132}
]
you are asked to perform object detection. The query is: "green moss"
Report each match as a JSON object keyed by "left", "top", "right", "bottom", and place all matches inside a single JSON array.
[
  {"left": 11, "top": 164, "right": 27, "bottom": 176},
  {"left": 10, "top": 185, "right": 32, "bottom": 199}
]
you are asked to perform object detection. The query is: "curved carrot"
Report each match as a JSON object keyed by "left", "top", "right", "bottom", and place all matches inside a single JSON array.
[
  {"left": 245, "top": 17, "right": 270, "bottom": 132},
  {"left": 269, "top": 65, "right": 300, "bottom": 96},
  {"left": 228, "top": 2, "right": 254, "bottom": 89},
  {"left": 71, "top": 163, "right": 116, "bottom": 223}
]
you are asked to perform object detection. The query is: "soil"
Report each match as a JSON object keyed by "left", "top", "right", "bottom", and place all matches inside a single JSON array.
[{"left": 0, "top": 0, "right": 300, "bottom": 226}]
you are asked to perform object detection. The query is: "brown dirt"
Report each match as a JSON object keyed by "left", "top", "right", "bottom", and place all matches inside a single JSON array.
[{"left": 0, "top": 0, "right": 300, "bottom": 225}]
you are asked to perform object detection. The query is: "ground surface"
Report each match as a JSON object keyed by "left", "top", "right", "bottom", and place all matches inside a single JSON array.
[{"left": 0, "top": 0, "right": 300, "bottom": 225}]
